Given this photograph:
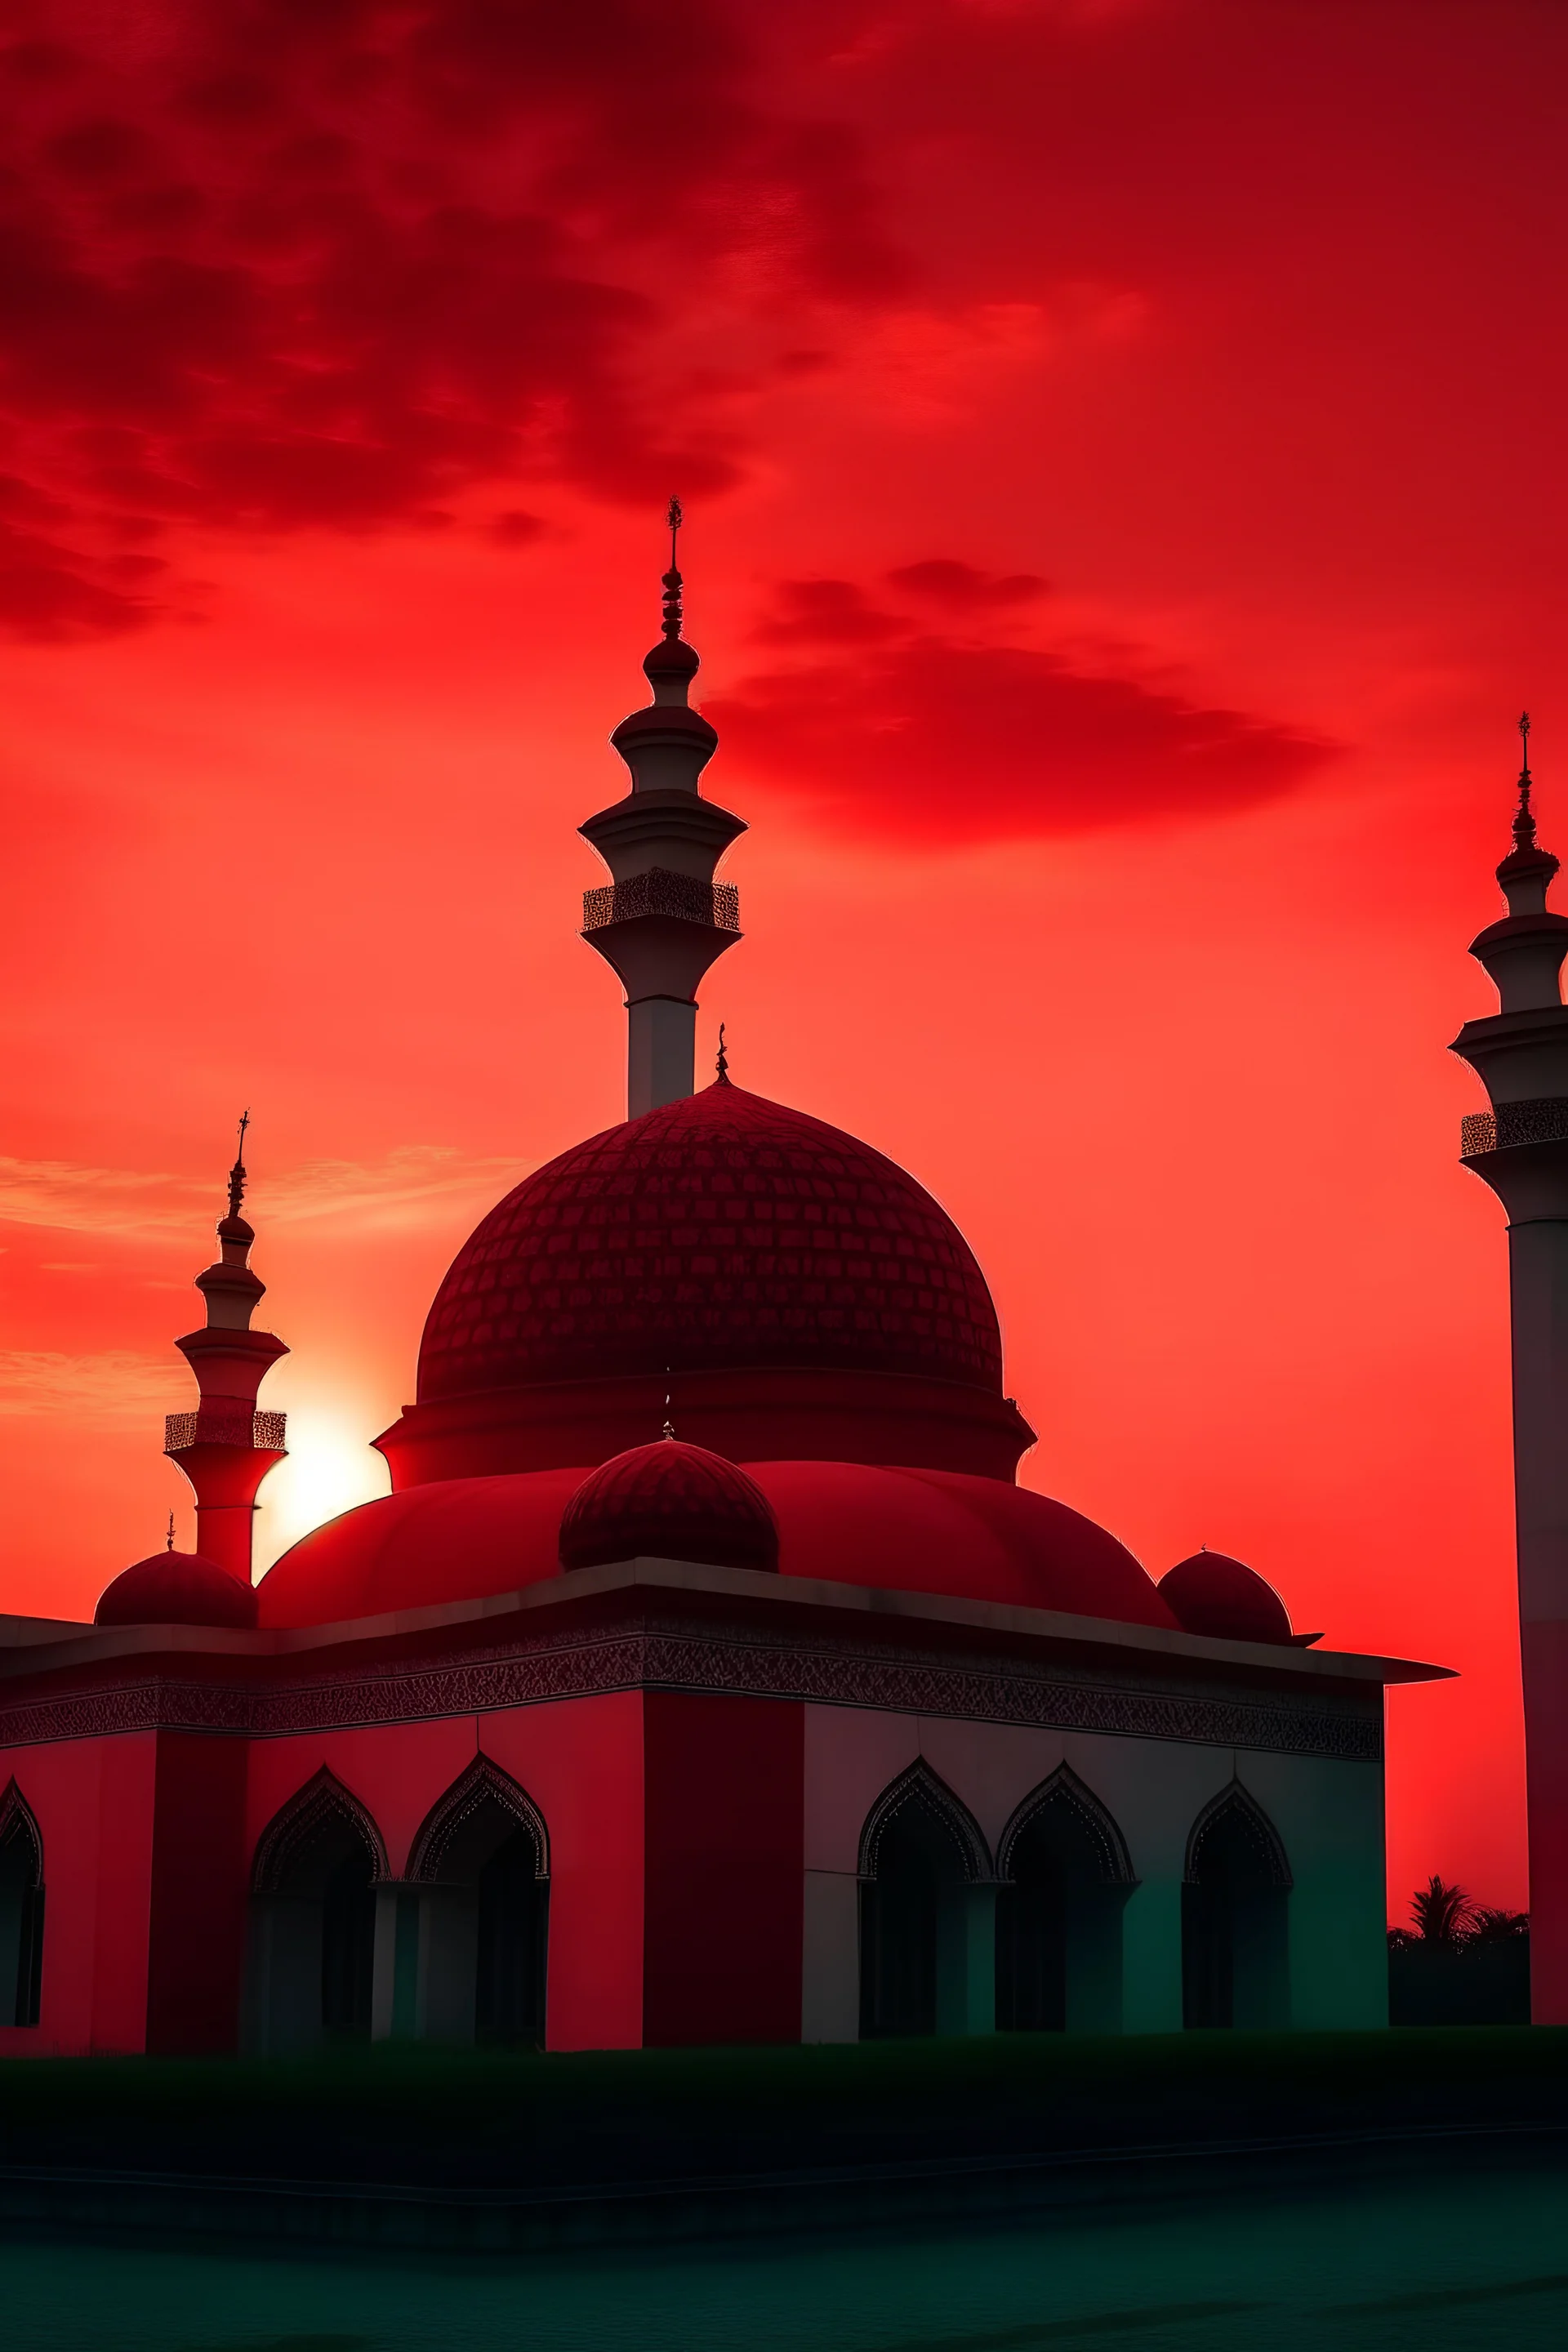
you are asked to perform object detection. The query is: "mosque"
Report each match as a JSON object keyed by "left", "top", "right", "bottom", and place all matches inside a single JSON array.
[{"left": 0, "top": 528, "right": 1454, "bottom": 2058}]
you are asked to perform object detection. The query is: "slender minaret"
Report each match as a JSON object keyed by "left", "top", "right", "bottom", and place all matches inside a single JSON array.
[
  {"left": 580, "top": 501, "right": 745, "bottom": 1117},
  {"left": 1452, "top": 715, "right": 1568, "bottom": 2024},
  {"left": 164, "top": 1116, "right": 288, "bottom": 1584}
]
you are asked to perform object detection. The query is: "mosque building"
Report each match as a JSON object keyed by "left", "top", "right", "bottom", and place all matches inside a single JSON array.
[{"left": 0, "top": 528, "right": 1446, "bottom": 2057}]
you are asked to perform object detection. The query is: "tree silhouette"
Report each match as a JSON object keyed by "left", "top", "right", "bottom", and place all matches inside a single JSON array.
[
  {"left": 1410, "top": 1875, "right": 1472, "bottom": 1943},
  {"left": 1468, "top": 1905, "right": 1529, "bottom": 1943}
]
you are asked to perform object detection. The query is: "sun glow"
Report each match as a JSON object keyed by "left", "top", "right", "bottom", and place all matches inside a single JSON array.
[{"left": 253, "top": 1410, "right": 390, "bottom": 1576}]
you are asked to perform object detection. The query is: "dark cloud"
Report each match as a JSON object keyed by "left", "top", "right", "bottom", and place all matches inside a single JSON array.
[
  {"left": 0, "top": 519, "right": 151, "bottom": 639},
  {"left": 752, "top": 577, "right": 908, "bottom": 646},
  {"left": 888, "top": 558, "right": 1049, "bottom": 608},
  {"left": 488, "top": 508, "right": 546, "bottom": 546},
  {"left": 710, "top": 571, "right": 1333, "bottom": 844},
  {"left": 0, "top": 0, "right": 903, "bottom": 636}
]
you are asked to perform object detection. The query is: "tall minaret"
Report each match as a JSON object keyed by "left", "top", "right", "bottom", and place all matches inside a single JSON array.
[
  {"left": 164, "top": 1116, "right": 288, "bottom": 1583},
  {"left": 1451, "top": 715, "right": 1568, "bottom": 2025},
  {"left": 580, "top": 501, "right": 745, "bottom": 1116}
]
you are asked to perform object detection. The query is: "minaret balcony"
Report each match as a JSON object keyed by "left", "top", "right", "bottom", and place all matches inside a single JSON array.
[
  {"left": 1460, "top": 1097, "right": 1568, "bottom": 1158},
  {"left": 165, "top": 1406, "right": 287, "bottom": 1455},
  {"left": 582, "top": 868, "right": 739, "bottom": 933}
]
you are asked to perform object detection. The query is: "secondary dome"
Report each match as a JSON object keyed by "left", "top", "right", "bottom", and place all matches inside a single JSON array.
[
  {"left": 255, "top": 1463, "right": 1177, "bottom": 1629},
  {"left": 559, "top": 1438, "right": 780, "bottom": 1573},
  {"left": 96, "top": 1548, "right": 258, "bottom": 1630},
  {"left": 417, "top": 1080, "right": 1003, "bottom": 1407},
  {"left": 1159, "top": 1552, "right": 1293, "bottom": 1645}
]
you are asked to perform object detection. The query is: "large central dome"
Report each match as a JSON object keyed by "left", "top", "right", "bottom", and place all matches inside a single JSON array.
[{"left": 417, "top": 1080, "right": 1003, "bottom": 1405}]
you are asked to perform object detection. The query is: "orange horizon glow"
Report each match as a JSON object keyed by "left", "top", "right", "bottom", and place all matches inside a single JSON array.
[{"left": 2, "top": 0, "right": 1561, "bottom": 1920}]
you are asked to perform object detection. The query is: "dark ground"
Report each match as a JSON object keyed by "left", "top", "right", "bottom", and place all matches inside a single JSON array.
[
  {"left": 2, "top": 2037, "right": 1567, "bottom": 2352},
  {"left": 0, "top": 2028, "right": 1563, "bottom": 2247}
]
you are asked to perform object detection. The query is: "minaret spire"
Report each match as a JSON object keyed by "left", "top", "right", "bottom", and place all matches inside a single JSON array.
[
  {"left": 1451, "top": 716, "right": 1568, "bottom": 2023},
  {"left": 578, "top": 505, "right": 746, "bottom": 1118},
  {"left": 662, "top": 497, "right": 684, "bottom": 639},
  {"left": 164, "top": 1120, "right": 288, "bottom": 1584},
  {"left": 1514, "top": 710, "right": 1535, "bottom": 842},
  {"left": 229, "top": 1108, "right": 250, "bottom": 1219}
]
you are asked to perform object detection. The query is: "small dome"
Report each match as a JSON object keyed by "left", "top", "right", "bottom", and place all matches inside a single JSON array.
[
  {"left": 96, "top": 1549, "right": 258, "bottom": 1630},
  {"left": 1159, "top": 1551, "right": 1293, "bottom": 1645},
  {"left": 642, "top": 634, "right": 700, "bottom": 686},
  {"left": 559, "top": 1439, "right": 780, "bottom": 1573}
]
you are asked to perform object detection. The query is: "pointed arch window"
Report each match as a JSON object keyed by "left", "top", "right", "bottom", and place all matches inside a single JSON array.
[
  {"left": 996, "top": 1766, "right": 1134, "bottom": 2034},
  {"left": 408, "top": 1757, "right": 550, "bottom": 2046},
  {"left": 1183, "top": 1781, "right": 1291, "bottom": 2029},
  {"left": 0, "top": 1782, "right": 44, "bottom": 2029},
  {"left": 858, "top": 1762, "right": 991, "bottom": 2039},
  {"left": 248, "top": 1770, "right": 388, "bottom": 2050}
]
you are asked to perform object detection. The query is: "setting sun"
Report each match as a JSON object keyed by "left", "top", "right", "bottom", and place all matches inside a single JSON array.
[{"left": 252, "top": 1410, "right": 390, "bottom": 1579}]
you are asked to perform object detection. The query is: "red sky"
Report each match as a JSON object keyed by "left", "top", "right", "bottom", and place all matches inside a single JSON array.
[{"left": 1, "top": 0, "right": 1561, "bottom": 1916}]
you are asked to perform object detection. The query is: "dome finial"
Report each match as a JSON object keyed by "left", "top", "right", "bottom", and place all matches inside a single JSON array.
[
  {"left": 166, "top": 1510, "right": 175, "bottom": 1552},
  {"left": 662, "top": 497, "right": 684, "bottom": 640},
  {"left": 227, "top": 1107, "right": 250, "bottom": 1220},
  {"left": 715, "top": 1022, "right": 729, "bottom": 1085},
  {"left": 1514, "top": 710, "right": 1538, "bottom": 852}
]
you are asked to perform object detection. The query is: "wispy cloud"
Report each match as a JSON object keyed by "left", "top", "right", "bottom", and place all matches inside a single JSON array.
[
  {"left": 0, "top": 1351, "right": 173, "bottom": 1422},
  {"left": 0, "top": 1158, "right": 204, "bottom": 1237},
  {"left": 0, "top": 1147, "right": 523, "bottom": 1242},
  {"left": 255, "top": 1148, "right": 523, "bottom": 1234}
]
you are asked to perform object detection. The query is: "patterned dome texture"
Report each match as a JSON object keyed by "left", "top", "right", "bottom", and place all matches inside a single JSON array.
[
  {"left": 418, "top": 1081, "right": 1003, "bottom": 1405},
  {"left": 559, "top": 1438, "right": 780, "bottom": 1573}
]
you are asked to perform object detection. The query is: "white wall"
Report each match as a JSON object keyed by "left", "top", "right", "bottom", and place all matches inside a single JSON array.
[{"left": 800, "top": 1705, "right": 1385, "bottom": 2039}]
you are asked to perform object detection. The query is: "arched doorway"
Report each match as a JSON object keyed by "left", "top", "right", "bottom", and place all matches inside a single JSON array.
[
  {"left": 0, "top": 1783, "right": 44, "bottom": 2029},
  {"left": 1183, "top": 1784, "right": 1291, "bottom": 2028},
  {"left": 858, "top": 1763, "right": 991, "bottom": 2038},
  {"left": 996, "top": 1767, "right": 1134, "bottom": 2033},
  {"left": 408, "top": 1758, "right": 549, "bottom": 2045},
  {"left": 247, "top": 1771, "right": 387, "bottom": 2054}
]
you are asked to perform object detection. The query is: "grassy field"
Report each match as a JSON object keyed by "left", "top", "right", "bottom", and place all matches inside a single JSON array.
[{"left": 1, "top": 2027, "right": 1564, "bottom": 2191}]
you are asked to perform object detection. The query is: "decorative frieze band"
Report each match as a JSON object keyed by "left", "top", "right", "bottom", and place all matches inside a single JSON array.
[{"left": 0, "top": 1619, "right": 1380, "bottom": 1762}]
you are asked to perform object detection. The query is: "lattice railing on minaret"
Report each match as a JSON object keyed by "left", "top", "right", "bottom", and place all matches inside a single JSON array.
[
  {"left": 164, "top": 1407, "right": 287, "bottom": 1454},
  {"left": 1461, "top": 1098, "right": 1568, "bottom": 1159},
  {"left": 581, "top": 869, "right": 740, "bottom": 933}
]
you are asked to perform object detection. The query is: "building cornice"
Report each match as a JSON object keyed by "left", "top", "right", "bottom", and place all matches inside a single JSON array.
[{"left": 0, "top": 1558, "right": 1443, "bottom": 1762}]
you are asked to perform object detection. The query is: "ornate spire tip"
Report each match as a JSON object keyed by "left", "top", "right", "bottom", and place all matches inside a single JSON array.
[
  {"left": 1514, "top": 710, "right": 1539, "bottom": 852},
  {"left": 715, "top": 1021, "right": 729, "bottom": 1085},
  {"left": 662, "top": 497, "right": 684, "bottom": 640},
  {"left": 166, "top": 1510, "right": 176, "bottom": 1552},
  {"left": 227, "top": 1108, "right": 250, "bottom": 1219}
]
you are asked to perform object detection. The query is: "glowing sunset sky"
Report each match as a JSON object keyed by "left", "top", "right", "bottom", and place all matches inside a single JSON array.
[{"left": 2, "top": 0, "right": 1562, "bottom": 1913}]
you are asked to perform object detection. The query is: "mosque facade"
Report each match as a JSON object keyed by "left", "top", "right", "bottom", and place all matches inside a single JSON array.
[{"left": 0, "top": 537, "right": 1443, "bottom": 2057}]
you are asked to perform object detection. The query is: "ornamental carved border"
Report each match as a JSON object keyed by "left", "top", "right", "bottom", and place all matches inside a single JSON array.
[{"left": 0, "top": 1621, "right": 1380, "bottom": 1762}]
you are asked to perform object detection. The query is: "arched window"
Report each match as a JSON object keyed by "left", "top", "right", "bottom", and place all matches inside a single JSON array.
[
  {"left": 1182, "top": 1782, "right": 1291, "bottom": 2029},
  {"left": 408, "top": 1757, "right": 550, "bottom": 2046},
  {"left": 248, "top": 1771, "right": 387, "bottom": 2051},
  {"left": 858, "top": 1762, "right": 991, "bottom": 2039},
  {"left": 996, "top": 1766, "right": 1135, "bottom": 2034},
  {"left": 0, "top": 1782, "right": 44, "bottom": 2029}
]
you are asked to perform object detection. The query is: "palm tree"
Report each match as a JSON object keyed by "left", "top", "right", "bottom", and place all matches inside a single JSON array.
[
  {"left": 1410, "top": 1875, "right": 1472, "bottom": 1943},
  {"left": 1467, "top": 1905, "right": 1529, "bottom": 1942}
]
